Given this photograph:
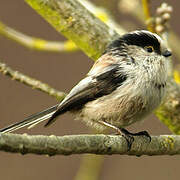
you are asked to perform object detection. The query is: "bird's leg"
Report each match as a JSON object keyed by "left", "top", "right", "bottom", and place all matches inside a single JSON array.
[
  {"left": 98, "top": 120, "right": 151, "bottom": 151},
  {"left": 98, "top": 120, "right": 134, "bottom": 150}
]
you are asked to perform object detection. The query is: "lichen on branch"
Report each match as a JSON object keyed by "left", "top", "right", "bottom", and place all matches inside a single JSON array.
[{"left": 0, "top": 133, "right": 180, "bottom": 156}]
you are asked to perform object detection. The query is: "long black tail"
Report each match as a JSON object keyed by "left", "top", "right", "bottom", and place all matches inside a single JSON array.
[{"left": 0, "top": 104, "right": 59, "bottom": 133}]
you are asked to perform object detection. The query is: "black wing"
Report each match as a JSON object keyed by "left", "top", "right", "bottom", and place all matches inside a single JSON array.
[{"left": 45, "top": 64, "right": 127, "bottom": 126}]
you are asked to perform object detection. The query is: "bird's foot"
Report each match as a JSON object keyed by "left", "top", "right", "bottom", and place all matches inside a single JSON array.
[
  {"left": 97, "top": 120, "right": 151, "bottom": 151},
  {"left": 118, "top": 128, "right": 151, "bottom": 151}
]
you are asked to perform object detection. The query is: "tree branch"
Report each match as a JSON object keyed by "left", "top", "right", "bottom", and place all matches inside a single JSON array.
[
  {"left": 0, "top": 61, "right": 66, "bottom": 101},
  {"left": 0, "top": 133, "right": 180, "bottom": 156},
  {"left": 25, "top": 0, "right": 119, "bottom": 60},
  {"left": 0, "top": 21, "right": 78, "bottom": 52},
  {"left": 0, "top": 0, "right": 179, "bottom": 157}
]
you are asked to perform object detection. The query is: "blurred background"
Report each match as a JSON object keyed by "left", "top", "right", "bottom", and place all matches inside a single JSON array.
[{"left": 0, "top": 0, "right": 180, "bottom": 180}]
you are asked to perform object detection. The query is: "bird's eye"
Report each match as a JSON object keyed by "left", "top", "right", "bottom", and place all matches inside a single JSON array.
[{"left": 145, "top": 46, "right": 154, "bottom": 53}]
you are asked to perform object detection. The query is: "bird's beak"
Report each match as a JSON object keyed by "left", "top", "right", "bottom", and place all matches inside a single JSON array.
[{"left": 162, "top": 50, "right": 172, "bottom": 57}]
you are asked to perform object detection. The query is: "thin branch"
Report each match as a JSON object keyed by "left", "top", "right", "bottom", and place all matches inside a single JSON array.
[
  {"left": 0, "top": 21, "right": 78, "bottom": 52},
  {"left": 0, "top": 61, "right": 66, "bottom": 101},
  {"left": 141, "top": 0, "right": 154, "bottom": 32},
  {"left": 0, "top": 133, "right": 180, "bottom": 156}
]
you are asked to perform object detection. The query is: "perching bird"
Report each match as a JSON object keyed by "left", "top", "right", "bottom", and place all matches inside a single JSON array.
[{"left": 0, "top": 30, "right": 172, "bottom": 149}]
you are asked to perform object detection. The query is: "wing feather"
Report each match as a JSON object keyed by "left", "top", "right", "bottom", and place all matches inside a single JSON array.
[{"left": 45, "top": 62, "right": 127, "bottom": 126}]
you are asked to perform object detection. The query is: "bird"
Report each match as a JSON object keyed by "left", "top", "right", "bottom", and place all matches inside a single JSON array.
[{"left": 0, "top": 30, "right": 172, "bottom": 149}]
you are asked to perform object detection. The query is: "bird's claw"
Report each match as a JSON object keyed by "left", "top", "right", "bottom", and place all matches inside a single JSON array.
[{"left": 119, "top": 128, "right": 151, "bottom": 151}]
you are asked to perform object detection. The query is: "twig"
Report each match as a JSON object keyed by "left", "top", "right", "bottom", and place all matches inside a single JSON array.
[
  {"left": 0, "top": 133, "right": 180, "bottom": 156},
  {"left": 0, "top": 21, "right": 78, "bottom": 52},
  {"left": 141, "top": 0, "right": 154, "bottom": 32},
  {"left": 0, "top": 61, "right": 66, "bottom": 101}
]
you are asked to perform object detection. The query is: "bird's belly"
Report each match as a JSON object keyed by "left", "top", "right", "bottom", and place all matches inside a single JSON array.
[{"left": 73, "top": 86, "right": 164, "bottom": 131}]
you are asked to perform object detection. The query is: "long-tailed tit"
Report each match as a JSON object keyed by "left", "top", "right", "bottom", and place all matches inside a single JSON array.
[{"left": 0, "top": 30, "right": 172, "bottom": 149}]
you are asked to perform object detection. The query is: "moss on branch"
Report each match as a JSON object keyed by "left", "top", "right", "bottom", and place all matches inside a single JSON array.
[{"left": 25, "top": 0, "right": 119, "bottom": 60}]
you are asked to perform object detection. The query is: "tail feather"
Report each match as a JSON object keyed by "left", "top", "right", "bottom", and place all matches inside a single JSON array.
[
  {"left": 0, "top": 104, "right": 58, "bottom": 133},
  {"left": 27, "top": 111, "right": 55, "bottom": 129}
]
